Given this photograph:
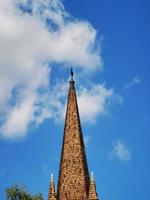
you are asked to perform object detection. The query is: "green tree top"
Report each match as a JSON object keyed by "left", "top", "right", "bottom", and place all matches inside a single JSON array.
[{"left": 6, "top": 184, "right": 43, "bottom": 200}]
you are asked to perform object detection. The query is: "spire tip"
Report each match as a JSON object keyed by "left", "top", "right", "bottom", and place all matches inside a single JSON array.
[
  {"left": 91, "top": 171, "right": 94, "bottom": 181},
  {"left": 51, "top": 173, "right": 54, "bottom": 182},
  {"left": 71, "top": 67, "right": 73, "bottom": 80}
]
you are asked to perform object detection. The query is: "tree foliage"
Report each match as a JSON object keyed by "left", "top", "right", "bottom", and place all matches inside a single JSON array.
[{"left": 6, "top": 185, "right": 43, "bottom": 200}]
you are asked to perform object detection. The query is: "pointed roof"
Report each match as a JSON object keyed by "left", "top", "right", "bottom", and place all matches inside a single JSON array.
[
  {"left": 88, "top": 172, "right": 99, "bottom": 200},
  {"left": 57, "top": 70, "right": 90, "bottom": 200},
  {"left": 48, "top": 174, "right": 57, "bottom": 200}
]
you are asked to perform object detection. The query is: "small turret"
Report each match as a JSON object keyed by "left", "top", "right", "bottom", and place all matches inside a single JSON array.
[
  {"left": 48, "top": 174, "right": 57, "bottom": 200},
  {"left": 88, "top": 172, "right": 99, "bottom": 200}
]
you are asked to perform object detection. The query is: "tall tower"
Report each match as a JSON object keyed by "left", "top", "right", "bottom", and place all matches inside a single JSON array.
[{"left": 48, "top": 70, "right": 99, "bottom": 200}]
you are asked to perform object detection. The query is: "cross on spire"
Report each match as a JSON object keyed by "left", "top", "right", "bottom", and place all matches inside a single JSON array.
[{"left": 71, "top": 67, "right": 74, "bottom": 81}]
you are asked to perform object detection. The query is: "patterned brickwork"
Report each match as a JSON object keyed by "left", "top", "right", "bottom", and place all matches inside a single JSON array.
[{"left": 57, "top": 80, "right": 90, "bottom": 200}]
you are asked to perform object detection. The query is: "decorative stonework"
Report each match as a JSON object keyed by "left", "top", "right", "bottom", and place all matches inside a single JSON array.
[{"left": 48, "top": 72, "right": 99, "bottom": 200}]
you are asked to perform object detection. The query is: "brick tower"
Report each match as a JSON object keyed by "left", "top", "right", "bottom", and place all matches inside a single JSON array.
[{"left": 48, "top": 69, "right": 99, "bottom": 200}]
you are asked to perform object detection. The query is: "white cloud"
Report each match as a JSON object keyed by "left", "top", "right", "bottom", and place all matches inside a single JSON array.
[
  {"left": 0, "top": 0, "right": 120, "bottom": 139},
  {"left": 78, "top": 84, "right": 113, "bottom": 122},
  {"left": 0, "top": 0, "right": 101, "bottom": 70},
  {"left": 0, "top": 63, "right": 50, "bottom": 138},
  {"left": 125, "top": 77, "right": 141, "bottom": 89},
  {"left": 0, "top": 0, "right": 102, "bottom": 138},
  {"left": 109, "top": 140, "right": 132, "bottom": 161}
]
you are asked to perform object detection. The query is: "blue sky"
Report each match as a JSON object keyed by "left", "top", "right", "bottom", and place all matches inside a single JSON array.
[{"left": 0, "top": 0, "right": 150, "bottom": 199}]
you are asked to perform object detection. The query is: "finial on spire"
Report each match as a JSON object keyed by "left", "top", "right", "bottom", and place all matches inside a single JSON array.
[
  {"left": 71, "top": 67, "right": 74, "bottom": 80},
  {"left": 51, "top": 173, "right": 54, "bottom": 182},
  {"left": 91, "top": 171, "right": 94, "bottom": 181},
  {"left": 69, "top": 68, "right": 75, "bottom": 88}
]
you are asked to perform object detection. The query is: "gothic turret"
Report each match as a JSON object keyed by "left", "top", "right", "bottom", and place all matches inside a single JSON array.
[
  {"left": 48, "top": 174, "right": 57, "bottom": 200},
  {"left": 88, "top": 172, "right": 99, "bottom": 200}
]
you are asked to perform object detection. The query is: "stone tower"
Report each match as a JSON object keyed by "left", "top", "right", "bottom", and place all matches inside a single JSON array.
[{"left": 48, "top": 70, "right": 99, "bottom": 200}]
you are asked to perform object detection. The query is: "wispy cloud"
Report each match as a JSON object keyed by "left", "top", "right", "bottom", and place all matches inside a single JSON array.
[
  {"left": 84, "top": 135, "right": 90, "bottom": 147},
  {"left": 109, "top": 140, "right": 132, "bottom": 161},
  {"left": 125, "top": 77, "right": 141, "bottom": 89}
]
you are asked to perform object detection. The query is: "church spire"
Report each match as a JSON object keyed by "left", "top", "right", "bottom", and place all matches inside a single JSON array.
[
  {"left": 57, "top": 70, "right": 90, "bottom": 200},
  {"left": 48, "top": 174, "right": 57, "bottom": 200},
  {"left": 88, "top": 172, "right": 99, "bottom": 200}
]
